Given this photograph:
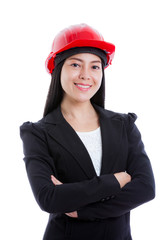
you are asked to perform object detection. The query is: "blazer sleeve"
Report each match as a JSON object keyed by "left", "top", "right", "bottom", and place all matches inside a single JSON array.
[
  {"left": 20, "top": 121, "right": 120, "bottom": 214},
  {"left": 77, "top": 113, "right": 155, "bottom": 220}
]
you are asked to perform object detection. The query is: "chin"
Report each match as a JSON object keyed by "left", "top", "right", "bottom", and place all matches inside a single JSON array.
[{"left": 74, "top": 93, "right": 95, "bottom": 103}]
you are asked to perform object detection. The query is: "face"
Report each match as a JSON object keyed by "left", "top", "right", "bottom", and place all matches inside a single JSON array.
[{"left": 60, "top": 53, "right": 103, "bottom": 104}]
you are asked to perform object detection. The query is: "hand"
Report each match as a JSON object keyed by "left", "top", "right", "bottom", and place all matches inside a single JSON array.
[
  {"left": 114, "top": 172, "right": 131, "bottom": 188},
  {"left": 51, "top": 175, "right": 78, "bottom": 218},
  {"left": 65, "top": 211, "right": 78, "bottom": 218},
  {"left": 51, "top": 175, "right": 63, "bottom": 185}
]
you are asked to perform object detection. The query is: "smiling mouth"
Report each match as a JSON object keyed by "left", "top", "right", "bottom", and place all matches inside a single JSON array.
[{"left": 74, "top": 83, "right": 92, "bottom": 89}]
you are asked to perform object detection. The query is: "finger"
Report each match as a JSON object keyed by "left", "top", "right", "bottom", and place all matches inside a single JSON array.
[
  {"left": 65, "top": 213, "right": 73, "bottom": 218},
  {"left": 65, "top": 211, "right": 78, "bottom": 218},
  {"left": 65, "top": 213, "right": 71, "bottom": 217},
  {"left": 51, "top": 175, "right": 56, "bottom": 180},
  {"left": 51, "top": 175, "right": 57, "bottom": 184},
  {"left": 51, "top": 175, "right": 63, "bottom": 185}
]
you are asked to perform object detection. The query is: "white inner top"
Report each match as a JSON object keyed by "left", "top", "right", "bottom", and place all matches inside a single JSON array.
[{"left": 76, "top": 127, "right": 102, "bottom": 176}]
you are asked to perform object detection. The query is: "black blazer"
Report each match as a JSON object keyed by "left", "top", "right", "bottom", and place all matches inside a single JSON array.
[{"left": 20, "top": 105, "right": 155, "bottom": 240}]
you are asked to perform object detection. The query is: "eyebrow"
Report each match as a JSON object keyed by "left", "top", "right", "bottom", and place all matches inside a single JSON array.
[{"left": 67, "top": 57, "right": 102, "bottom": 64}]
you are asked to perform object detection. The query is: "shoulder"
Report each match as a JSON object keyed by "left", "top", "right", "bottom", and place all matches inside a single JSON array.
[
  {"left": 20, "top": 106, "right": 61, "bottom": 134},
  {"left": 105, "top": 108, "right": 137, "bottom": 124},
  {"left": 94, "top": 104, "right": 137, "bottom": 127},
  {"left": 20, "top": 117, "right": 46, "bottom": 141},
  {"left": 94, "top": 104, "right": 137, "bottom": 121}
]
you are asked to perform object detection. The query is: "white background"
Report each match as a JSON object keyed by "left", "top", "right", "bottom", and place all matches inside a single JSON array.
[{"left": 0, "top": 0, "right": 159, "bottom": 239}]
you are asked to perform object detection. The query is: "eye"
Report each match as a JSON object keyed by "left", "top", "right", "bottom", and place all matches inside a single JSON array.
[
  {"left": 92, "top": 65, "right": 101, "bottom": 70},
  {"left": 71, "top": 63, "right": 80, "bottom": 68}
]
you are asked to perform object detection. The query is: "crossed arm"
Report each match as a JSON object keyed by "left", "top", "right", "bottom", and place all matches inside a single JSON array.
[
  {"left": 51, "top": 172, "right": 131, "bottom": 218},
  {"left": 20, "top": 117, "right": 155, "bottom": 220}
]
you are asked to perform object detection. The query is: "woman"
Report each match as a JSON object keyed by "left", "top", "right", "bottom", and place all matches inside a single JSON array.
[{"left": 20, "top": 23, "right": 155, "bottom": 240}]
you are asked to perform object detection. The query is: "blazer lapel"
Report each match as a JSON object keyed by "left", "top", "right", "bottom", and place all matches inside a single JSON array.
[
  {"left": 44, "top": 106, "right": 97, "bottom": 179},
  {"left": 94, "top": 105, "right": 124, "bottom": 175}
]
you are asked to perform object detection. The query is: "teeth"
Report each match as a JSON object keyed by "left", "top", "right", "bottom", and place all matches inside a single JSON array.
[{"left": 75, "top": 84, "right": 91, "bottom": 89}]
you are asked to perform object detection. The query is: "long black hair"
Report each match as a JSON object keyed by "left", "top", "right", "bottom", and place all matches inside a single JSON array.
[{"left": 43, "top": 61, "right": 105, "bottom": 117}]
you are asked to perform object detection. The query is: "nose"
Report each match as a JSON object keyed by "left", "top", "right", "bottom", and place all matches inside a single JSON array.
[{"left": 79, "top": 67, "right": 91, "bottom": 80}]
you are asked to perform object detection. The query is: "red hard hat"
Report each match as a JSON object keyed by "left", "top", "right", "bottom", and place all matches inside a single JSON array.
[{"left": 45, "top": 23, "right": 115, "bottom": 74}]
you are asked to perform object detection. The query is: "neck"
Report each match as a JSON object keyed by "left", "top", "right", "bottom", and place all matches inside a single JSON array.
[
  {"left": 60, "top": 98, "right": 100, "bottom": 132},
  {"left": 61, "top": 99, "right": 96, "bottom": 120}
]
